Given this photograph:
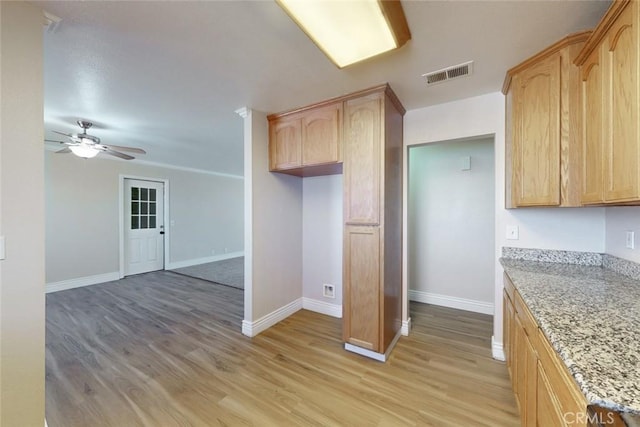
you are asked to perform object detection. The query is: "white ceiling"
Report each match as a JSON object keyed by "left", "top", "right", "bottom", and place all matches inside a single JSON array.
[{"left": 36, "top": 0, "right": 611, "bottom": 176}]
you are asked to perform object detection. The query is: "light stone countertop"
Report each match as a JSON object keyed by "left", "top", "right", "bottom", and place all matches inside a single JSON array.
[{"left": 500, "top": 257, "right": 640, "bottom": 414}]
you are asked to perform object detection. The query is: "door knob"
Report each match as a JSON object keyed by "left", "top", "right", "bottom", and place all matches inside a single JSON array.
[{"left": 159, "top": 231, "right": 165, "bottom": 235}]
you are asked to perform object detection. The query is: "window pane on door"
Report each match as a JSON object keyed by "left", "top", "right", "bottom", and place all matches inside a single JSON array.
[
  {"left": 132, "top": 202, "right": 139, "bottom": 215},
  {"left": 131, "top": 187, "right": 139, "bottom": 200},
  {"left": 141, "top": 202, "right": 148, "bottom": 215},
  {"left": 141, "top": 216, "right": 148, "bottom": 229},
  {"left": 149, "top": 216, "right": 156, "bottom": 228},
  {"left": 141, "top": 188, "right": 148, "bottom": 201},
  {"left": 149, "top": 203, "right": 156, "bottom": 214},
  {"left": 131, "top": 216, "right": 139, "bottom": 229},
  {"left": 149, "top": 189, "right": 156, "bottom": 202}
]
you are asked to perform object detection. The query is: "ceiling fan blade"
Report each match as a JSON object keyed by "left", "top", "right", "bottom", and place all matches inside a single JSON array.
[
  {"left": 52, "top": 130, "right": 74, "bottom": 138},
  {"left": 102, "top": 144, "right": 146, "bottom": 154},
  {"left": 103, "top": 149, "right": 134, "bottom": 160},
  {"left": 55, "top": 147, "right": 71, "bottom": 154}
]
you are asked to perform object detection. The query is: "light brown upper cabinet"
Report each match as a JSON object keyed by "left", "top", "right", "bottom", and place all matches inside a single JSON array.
[
  {"left": 580, "top": 45, "right": 605, "bottom": 204},
  {"left": 268, "top": 101, "right": 342, "bottom": 177},
  {"left": 576, "top": 0, "right": 640, "bottom": 204},
  {"left": 269, "top": 115, "right": 302, "bottom": 171},
  {"left": 503, "top": 32, "right": 590, "bottom": 208},
  {"left": 343, "top": 94, "right": 382, "bottom": 225}
]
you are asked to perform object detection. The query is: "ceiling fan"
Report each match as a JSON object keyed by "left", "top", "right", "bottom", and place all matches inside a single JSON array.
[{"left": 45, "top": 120, "right": 146, "bottom": 160}]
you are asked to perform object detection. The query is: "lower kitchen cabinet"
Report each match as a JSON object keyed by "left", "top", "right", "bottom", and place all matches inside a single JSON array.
[{"left": 504, "top": 273, "right": 588, "bottom": 426}]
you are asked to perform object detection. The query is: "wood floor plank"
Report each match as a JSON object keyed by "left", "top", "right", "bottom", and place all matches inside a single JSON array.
[{"left": 45, "top": 271, "right": 519, "bottom": 426}]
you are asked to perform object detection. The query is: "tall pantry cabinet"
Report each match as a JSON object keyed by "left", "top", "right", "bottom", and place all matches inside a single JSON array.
[
  {"left": 343, "top": 88, "right": 404, "bottom": 358},
  {"left": 268, "top": 85, "right": 405, "bottom": 361}
]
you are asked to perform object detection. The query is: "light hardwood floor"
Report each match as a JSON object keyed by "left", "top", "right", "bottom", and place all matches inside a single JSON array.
[{"left": 45, "top": 271, "right": 519, "bottom": 426}]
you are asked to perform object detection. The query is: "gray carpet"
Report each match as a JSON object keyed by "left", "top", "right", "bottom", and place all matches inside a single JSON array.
[{"left": 171, "top": 256, "right": 244, "bottom": 290}]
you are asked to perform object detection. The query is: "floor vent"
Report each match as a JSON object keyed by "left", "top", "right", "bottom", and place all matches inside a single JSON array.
[{"left": 422, "top": 61, "right": 474, "bottom": 86}]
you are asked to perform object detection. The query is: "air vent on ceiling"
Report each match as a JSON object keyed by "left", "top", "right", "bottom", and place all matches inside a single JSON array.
[{"left": 422, "top": 61, "right": 474, "bottom": 86}]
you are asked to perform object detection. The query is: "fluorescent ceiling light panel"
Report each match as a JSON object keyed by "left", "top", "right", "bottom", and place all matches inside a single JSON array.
[{"left": 277, "top": 0, "right": 411, "bottom": 68}]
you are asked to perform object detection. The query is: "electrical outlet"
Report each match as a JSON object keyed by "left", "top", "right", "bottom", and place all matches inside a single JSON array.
[
  {"left": 506, "top": 225, "right": 519, "bottom": 240},
  {"left": 626, "top": 231, "right": 635, "bottom": 249},
  {"left": 323, "top": 284, "right": 335, "bottom": 299}
]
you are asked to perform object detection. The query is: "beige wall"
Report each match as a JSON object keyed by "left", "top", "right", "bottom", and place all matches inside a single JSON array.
[
  {"left": 0, "top": 2, "right": 46, "bottom": 425},
  {"left": 302, "top": 175, "right": 342, "bottom": 306},
  {"left": 243, "top": 109, "right": 302, "bottom": 323},
  {"left": 408, "top": 138, "right": 495, "bottom": 307},
  {"left": 45, "top": 152, "right": 244, "bottom": 283}
]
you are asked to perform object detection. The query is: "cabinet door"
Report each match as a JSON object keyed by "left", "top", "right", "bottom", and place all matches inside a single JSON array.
[
  {"left": 302, "top": 102, "right": 342, "bottom": 166},
  {"left": 344, "top": 94, "right": 382, "bottom": 225},
  {"left": 604, "top": 3, "right": 639, "bottom": 202},
  {"left": 513, "top": 53, "right": 561, "bottom": 206},
  {"left": 581, "top": 46, "right": 604, "bottom": 204},
  {"left": 269, "top": 117, "right": 302, "bottom": 170},
  {"left": 514, "top": 315, "right": 526, "bottom": 413},
  {"left": 503, "top": 291, "right": 514, "bottom": 379},
  {"left": 537, "top": 362, "right": 568, "bottom": 426},
  {"left": 524, "top": 332, "right": 537, "bottom": 427},
  {"left": 343, "top": 226, "right": 380, "bottom": 351}
]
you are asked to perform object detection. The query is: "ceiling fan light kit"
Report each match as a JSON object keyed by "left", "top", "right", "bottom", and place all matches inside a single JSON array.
[
  {"left": 69, "top": 144, "right": 100, "bottom": 159},
  {"left": 276, "top": 0, "right": 411, "bottom": 68},
  {"left": 46, "top": 120, "right": 146, "bottom": 160}
]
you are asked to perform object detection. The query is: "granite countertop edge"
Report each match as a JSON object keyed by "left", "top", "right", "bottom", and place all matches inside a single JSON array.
[{"left": 500, "top": 252, "right": 640, "bottom": 415}]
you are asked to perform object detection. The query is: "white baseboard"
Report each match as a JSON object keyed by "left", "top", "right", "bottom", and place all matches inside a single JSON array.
[
  {"left": 492, "top": 335, "right": 506, "bottom": 361},
  {"left": 167, "top": 251, "right": 244, "bottom": 270},
  {"left": 344, "top": 329, "right": 403, "bottom": 363},
  {"left": 401, "top": 317, "right": 411, "bottom": 336},
  {"left": 242, "top": 298, "right": 302, "bottom": 337},
  {"left": 302, "top": 297, "right": 342, "bottom": 318},
  {"left": 409, "top": 290, "right": 494, "bottom": 315},
  {"left": 46, "top": 272, "right": 121, "bottom": 293}
]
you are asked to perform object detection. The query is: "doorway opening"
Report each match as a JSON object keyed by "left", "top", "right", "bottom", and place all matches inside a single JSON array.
[
  {"left": 407, "top": 136, "right": 495, "bottom": 314},
  {"left": 119, "top": 176, "right": 170, "bottom": 277}
]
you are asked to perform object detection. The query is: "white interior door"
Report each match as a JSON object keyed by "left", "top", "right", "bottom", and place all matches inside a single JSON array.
[{"left": 124, "top": 179, "right": 165, "bottom": 276}]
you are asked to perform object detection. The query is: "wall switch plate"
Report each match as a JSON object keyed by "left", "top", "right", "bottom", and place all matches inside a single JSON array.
[
  {"left": 323, "top": 284, "right": 335, "bottom": 299},
  {"left": 506, "top": 225, "right": 519, "bottom": 240},
  {"left": 460, "top": 156, "right": 471, "bottom": 171},
  {"left": 0, "top": 236, "right": 5, "bottom": 260},
  {"left": 626, "top": 231, "right": 635, "bottom": 249}
]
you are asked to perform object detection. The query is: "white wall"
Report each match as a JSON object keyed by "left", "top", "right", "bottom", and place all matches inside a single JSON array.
[
  {"left": 45, "top": 151, "right": 244, "bottom": 283},
  {"left": 408, "top": 138, "right": 495, "bottom": 308},
  {"left": 302, "top": 175, "right": 343, "bottom": 308},
  {"left": 403, "top": 92, "right": 606, "bottom": 354},
  {"left": 605, "top": 206, "right": 640, "bottom": 263},
  {"left": 243, "top": 109, "right": 302, "bottom": 327},
  {"left": 0, "top": 2, "right": 46, "bottom": 425}
]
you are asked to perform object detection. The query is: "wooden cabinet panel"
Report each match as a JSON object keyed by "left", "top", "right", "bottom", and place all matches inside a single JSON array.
[
  {"left": 302, "top": 102, "right": 342, "bottom": 166},
  {"left": 514, "top": 315, "right": 526, "bottom": 412},
  {"left": 537, "top": 362, "right": 568, "bottom": 426},
  {"left": 343, "top": 226, "right": 380, "bottom": 351},
  {"left": 581, "top": 46, "right": 605, "bottom": 204},
  {"left": 524, "top": 332, "right": 537, "bottom": 427},
  {"left": 604, "top": 3, "right": 639, "bottom": 202},
  {"left": 505, "top": 33, "right": 589, "bottom": 208},
  {"left": 503, "top": 290, "right": 514, "bottom": 379},
  {"left": 513, "top": 53, "right": 562, "bottom": 206},
  {"left": 269, "top": 117, "right": 302, "bottom": 171},
  {"left": 344, "top": 94, "right": 382, "bottom": 225}
]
